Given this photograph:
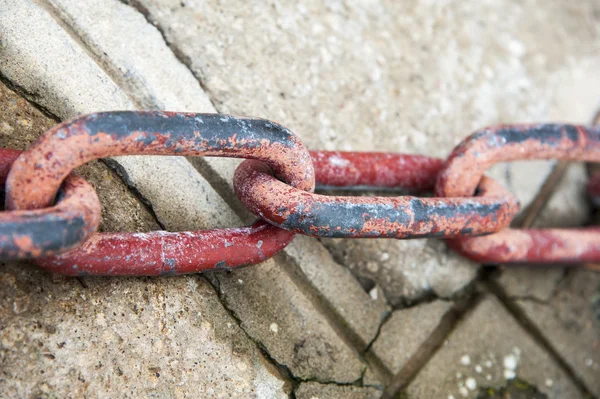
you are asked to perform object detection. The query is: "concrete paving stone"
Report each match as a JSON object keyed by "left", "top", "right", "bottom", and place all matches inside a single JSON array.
[
  {"left": 42, "top": 0, "right": 391, "bottom": 355},
  {"left": 295, "top": 382, "right": 381, "bottom": 399},
  {"left": 44, "top": 0, "right": 215, "bottom": 112},
  {"left": 0, "top": 82, "right": 288, "bottom": 398},
  {"left": 369, "top": 300, "right": 453, "bottom": 374},
  {"left": 130, "top": 0, "right": 600, "bottom": 303},
  {"left": 517, "top": 271, "right": 600, "bottom": 397},
  {"left": 406, "top": 296, "right": 582, "bottom": 399},
  {"left": 283, "top": 235, "right": 390, "bottom": 347},
  {"left": 211, "top": 258, "right": 366, "bottom": 383},
  {"left": 0, "top": 265, "right": 288, "bottom": 398}
]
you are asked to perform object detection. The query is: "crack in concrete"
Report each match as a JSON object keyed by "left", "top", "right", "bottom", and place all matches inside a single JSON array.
[
  {"left": 485, "top": 279, "right": 594, "bottom": 398},
  {"left": 507, "top": 268, "right": 571, "bottom": 305},
  {"left": 382, "top": 292, "right": 482, "bottom": 399},
  {"left": 0, "top": 73, "right": 61, "bottom": 122},
  {"left": 203, "top": 272, "right": 374, "bottom": 393}
]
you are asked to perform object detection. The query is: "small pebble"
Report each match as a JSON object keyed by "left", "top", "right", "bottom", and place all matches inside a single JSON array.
[
  {"left": 503, "top": 354, "right": 518, "bottom": 370},
  {"left": 460, "top": 355, "right": 471, "bottom": 366},
  {"left": 465, "top": 378, "right": 477, "bottom": 391}
]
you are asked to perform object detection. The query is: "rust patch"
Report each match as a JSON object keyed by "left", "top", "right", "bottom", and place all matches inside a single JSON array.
[
  {"left": 0, "top": 148, "right": 100, "bottom": 259},
  {"left": 438, "top": 123, "right": 600, "bottom": 265}
]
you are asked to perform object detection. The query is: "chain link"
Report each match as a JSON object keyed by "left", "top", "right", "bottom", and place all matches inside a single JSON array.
[
  {"left": 0, "top": 148, "right": 100, "bottom": 259},
  {"left": 1, "top": 112, "right": 598, "bottom": 273},
  {"left": 437, "top": 124, "right": 600, "bottom": 264}
]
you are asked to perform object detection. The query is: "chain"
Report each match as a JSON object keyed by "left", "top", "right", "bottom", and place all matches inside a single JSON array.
[{"left": 1, "top": 111, "right": 598, "bottom": 275}]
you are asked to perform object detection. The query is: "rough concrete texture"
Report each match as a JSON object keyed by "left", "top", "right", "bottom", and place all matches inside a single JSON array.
[
  {"left": 370, "top": 300, "right": 452, "bottom": 374},
  {"left": 517, "top": 271, "right": 600, "bottom": 398},
  {"left": 295, "top": 382, "right": 381, "bottom": 399},
  {"left": 126, "top": 0, "right": 600, "bottom": 303},
  {"left": 0, "top": 266, "right": 288, "bottom": 398},
  {"left": 210, "top": 259, "right": 366, "bottom": 383},
  {"left": 406, "top": 296, "right": 581, "bottom": 399},
  {"left": 282, "top": 235, "right": 389, "bottom": 347}
]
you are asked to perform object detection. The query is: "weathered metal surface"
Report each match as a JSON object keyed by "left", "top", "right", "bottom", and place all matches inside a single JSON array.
[
  {"left": 437, "top": 123, "right": 600, "bottom": 264},
  {"left": 6, "top": 111, "right": 313, "bottom": 275},
  {"left": 36, "top": 221, "right": 292, "bottom": 276},
  {"left": 234, "top": 156, "right": 519, "bottom": 239},
  {"left": 311, "top": 151, "right": 443, "bottom": 192},
  {"left": 0, "top": 148, "right": 100, "bottom": 259},
  {"left": 447, "top": 228, "right": 600, "bottom": 265},
  {"left": 7, "top": 111, "right": 314, "bottom": 209}
]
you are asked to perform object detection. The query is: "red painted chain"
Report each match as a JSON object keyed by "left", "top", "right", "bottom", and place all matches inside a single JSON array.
[
  {"left": 5, "top": 112, "right": 312, "bottom": 275},
  {"left": 437, "top": 124, "right": 600, "bottom": 264},
  {"left": 1, "top": 112, "right": 598, "bottom": 274},
  {"left": 0, "top": 148, "right": 100, "bottom": 259}
]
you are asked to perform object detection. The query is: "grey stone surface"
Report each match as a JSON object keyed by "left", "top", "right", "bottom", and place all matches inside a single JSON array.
[
  {"left": 0, "top": 266, "right": 288, "bottom": 398},
  {"left": 211, "top": 258, "right": 366, "bottom": 383},
  {"left": 406, "top": 296, "right": 582, "bottom": 399},
  {"left": 127, "top": 0, "right": 600, "bottom": 304},
  {"left": 370, "top": 300, "right": 452, "bottom": 374},
  {"left": 283, "top": 235, "right": 390, "bottom": 347},
  {"left": 295, "top": 382, "right": 381, "bottom": 399}
]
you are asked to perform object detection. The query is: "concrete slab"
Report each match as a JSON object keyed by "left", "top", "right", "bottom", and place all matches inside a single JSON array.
[
  {"left": 406, "top": 296, "right": 582, "bottom": 399},
  {"left": 369, "top": 300, "right": 453, "bottom": 374}
]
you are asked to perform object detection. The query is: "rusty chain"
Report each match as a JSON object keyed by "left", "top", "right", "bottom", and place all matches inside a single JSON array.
[{"left": 1, "top": 111, "right": 598, "bottom": 275}]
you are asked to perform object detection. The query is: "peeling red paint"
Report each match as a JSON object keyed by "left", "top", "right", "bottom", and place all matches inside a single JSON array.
[
  {"left": 234, "top": 155, "right": 519, "bottom": 238},
  {"left": 438, "top": 123, "right": 600, "bottom": 264},
  {"left": 5, "top": 112, "right": 313, "bottom": 275},
  {"left": 0, "top": 148, "right": 100, "bottom": 259}
]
